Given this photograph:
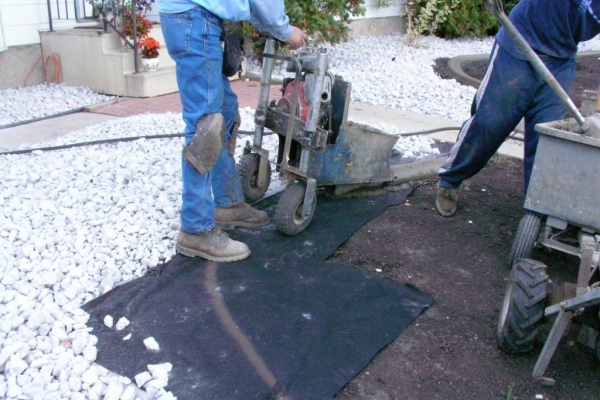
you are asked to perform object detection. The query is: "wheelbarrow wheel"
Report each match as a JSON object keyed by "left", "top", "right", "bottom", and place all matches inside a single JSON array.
[
  {"left": 275, "top": 182, "right": 316, "bottom": 236},
  {"left": 507, "top": 213, "right": 543, "bottom": 269},
  {"left": 238, "top": 153, "right": 271, "bottom": 203},
  {"left": 497, "top": 258, "right": 548, "bottom": 353}
]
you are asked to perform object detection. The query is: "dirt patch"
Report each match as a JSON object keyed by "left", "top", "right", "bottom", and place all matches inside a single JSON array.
[
  {"left": 330, "top": 156, "right": 600, "bottom": 399},
  {"left": 434, "top": 54, "right": 600, "bottom": 110}
]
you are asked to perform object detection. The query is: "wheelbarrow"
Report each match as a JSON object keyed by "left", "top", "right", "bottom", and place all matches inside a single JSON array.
[
  {"left": 237, "top": 38, "right": 444, "bottom": 235},
  {"left": 498, "top": 119, "right": 600, "bottom": 385},
  {"left": 484, "top": 0, "right": 600, "bottom": 386}
]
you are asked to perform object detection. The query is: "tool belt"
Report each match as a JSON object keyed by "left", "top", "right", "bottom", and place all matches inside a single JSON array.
[{"left": 222, "top": 33, "right": 245, "bottom": 77}]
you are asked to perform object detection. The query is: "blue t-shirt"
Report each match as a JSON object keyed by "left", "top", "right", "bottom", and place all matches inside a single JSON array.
[{"left": 496, "top": 0, "right": 600, "bottom": 59}]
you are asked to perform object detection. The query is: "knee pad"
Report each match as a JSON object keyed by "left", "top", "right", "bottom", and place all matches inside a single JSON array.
[{"left": 183, "top": 113, "right": 226, "bottom": 174}]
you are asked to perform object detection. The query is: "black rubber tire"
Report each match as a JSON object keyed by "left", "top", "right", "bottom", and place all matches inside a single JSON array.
[
  {"left": 238, "top": 153, "right": 271, "bottom": 203},
  {"left": 497, "top": 258, "right": 548, "bottom": 353},
  {"left": 507, "top": 213, "right": 543, "bottom": 269},
  {"left": 275, "top": 182, "right": 316, "bottom": 236}
]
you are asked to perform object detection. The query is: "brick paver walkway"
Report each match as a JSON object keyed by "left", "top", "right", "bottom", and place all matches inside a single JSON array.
[{"left": 92, "top": 79, "right": 281, "bottom": 118}]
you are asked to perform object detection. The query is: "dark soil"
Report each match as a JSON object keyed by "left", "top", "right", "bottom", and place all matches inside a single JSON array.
[
  {"left": 329, "top": 55, "right": 600, "bottom": 399},
  {"left": 434, "top": 54, "right": 600, "bottom": 109},
  {"left": 332, "top": 158, "right": 600, "bottom": 400}
]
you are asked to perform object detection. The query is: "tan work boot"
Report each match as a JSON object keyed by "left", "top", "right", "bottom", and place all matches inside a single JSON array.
[
  {"left": 435, "top": 187, "right": 459, "bottom": 217},
  {"left": 215, "top": 202, "right": 269, "bottom": 229},
  {"left": 176, "top": 228, "right": 250, "bottom": 262}
]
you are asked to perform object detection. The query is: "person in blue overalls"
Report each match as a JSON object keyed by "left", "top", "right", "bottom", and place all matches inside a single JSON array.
[
  {"left": 435, "top": 0, "right": 600, "bottom": 217},
  {"left": 159, "top": 0, "right": 308, "bottom": 260}
]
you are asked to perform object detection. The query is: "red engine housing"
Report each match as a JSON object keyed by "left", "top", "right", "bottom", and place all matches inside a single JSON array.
[{"left": 276, "top": 80, "right": 309, "bottom": 122}]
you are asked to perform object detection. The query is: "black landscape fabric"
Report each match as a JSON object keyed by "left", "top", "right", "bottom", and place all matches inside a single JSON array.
[{"left": 83, "top": 188, "right": 434, "bottom": 399}]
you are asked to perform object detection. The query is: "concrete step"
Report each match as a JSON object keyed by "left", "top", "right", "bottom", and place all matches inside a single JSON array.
[
  {"left": 40, "top": 27, "right": 178, "bottom": 98},
  {"left": 125, "top": 65, "right": 178, "bottom": 98}
]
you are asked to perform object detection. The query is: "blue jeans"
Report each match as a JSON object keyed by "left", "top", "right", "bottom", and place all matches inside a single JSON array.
[
  {"left": 438, "top": 41, "right": 575, "bottom": 194},
  {"left": 161, "top": 7, "right": 245, "bottom": 233}
]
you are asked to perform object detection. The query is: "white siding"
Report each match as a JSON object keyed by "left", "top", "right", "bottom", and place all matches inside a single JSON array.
[{"left": 0, "top": 0, "right": 49, "bottom": 46}]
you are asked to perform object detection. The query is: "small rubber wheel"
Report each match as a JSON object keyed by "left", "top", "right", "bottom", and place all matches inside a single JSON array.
[
  {"left": 238, "top": 153, "right": 271, "bottom": 203},
  {"left": 507, "top": 213, "right": 543, "bottom": 269},
  {"left": 497, "top": 258, "right": 548, "bottom": 353},
  {"left": 275, "top": 182, "right": 316, "bottom": 236}
]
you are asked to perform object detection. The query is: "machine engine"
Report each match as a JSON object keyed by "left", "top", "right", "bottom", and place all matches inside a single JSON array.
[{"left": 274, "top": 73, "right": 334, "bottom": 130}]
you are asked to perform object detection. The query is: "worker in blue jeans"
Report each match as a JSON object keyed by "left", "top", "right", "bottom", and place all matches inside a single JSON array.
[
  {"left": 159, "top": 1, "right": 308, "bottom": 260},
  {"left": 436, "top": 0, "right": 600, "bottom": 217}
]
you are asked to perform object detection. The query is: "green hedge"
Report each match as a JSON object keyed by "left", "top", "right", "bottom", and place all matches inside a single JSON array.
[
  {"left": 234, "top": 0, "right": 364, "bottom": 49},
  {"left": 379, "top": 0, "right": 519, "bottom": 40},
  {"left": 435, "top": 0, "right": 520, "bottom": 38}
]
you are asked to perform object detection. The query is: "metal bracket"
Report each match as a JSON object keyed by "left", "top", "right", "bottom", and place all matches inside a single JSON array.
[
  {"left": 532, "top": 308, "right": 572, "bottom": 385},
  {"left": 244, "top": 142, "right": 271, "bottom": 189},
  {"left": 302, "top": 178, "right": 317, "bottom": 218}
]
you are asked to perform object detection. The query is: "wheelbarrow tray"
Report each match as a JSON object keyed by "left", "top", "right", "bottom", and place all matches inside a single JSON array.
[
  {"left": 525, "top": 119, "right": 600, "bottom": 230},
  {"left": 302, "top": 121, "right": 398, "bottom": 186}
]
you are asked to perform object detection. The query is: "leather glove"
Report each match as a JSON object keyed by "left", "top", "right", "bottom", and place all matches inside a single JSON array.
[{"left": 576, "top": 112, "right": 600, "bottom": 138}]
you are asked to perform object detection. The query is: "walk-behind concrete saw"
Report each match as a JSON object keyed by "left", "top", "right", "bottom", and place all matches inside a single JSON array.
[{"left": 237, "top": 38, "right": 446, "bottom": 236}]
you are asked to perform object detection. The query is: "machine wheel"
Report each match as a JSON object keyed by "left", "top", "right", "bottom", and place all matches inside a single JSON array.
[
  {"left": 238, "top": 153, "right": 271, "bottom": 203},
  {"left": 497, "top": 258, "right": 548, "bottom": 353},
  {"left": 507, "top": 213, "right": 543, "bottom": 269},
  {"left": 275, "top": 182, "right": 316, "bottom": 236}
]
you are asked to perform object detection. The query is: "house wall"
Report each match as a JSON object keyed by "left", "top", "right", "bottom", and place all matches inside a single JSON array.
[
  {"left": 0, "top": 44, "right": 44, "bottom": 89},
  {"left": 358, "top": 0, "right": 404, "bottom": 20},
  {"left": 0, "top": 7, "right": 5, "bottom": 51},
  {"left": 0, "top": 0, "right": 50, "bottom": 47},
  {"left": 0, "top": 0, "right": 96, "bottom": 89},
  {"left": 349, "top": 0, "right": 407, "bottom": 37},
  {"left": 0, "top": 0, "right": 406, "bottom": 91}
]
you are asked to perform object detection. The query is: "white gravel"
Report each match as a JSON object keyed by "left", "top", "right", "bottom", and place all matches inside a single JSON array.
[
  {"left": 2, "top": 33, "right": 600, "bottom": 400},
  {"left": 0, "top": 83, "right": 115, "bottom": 126}
]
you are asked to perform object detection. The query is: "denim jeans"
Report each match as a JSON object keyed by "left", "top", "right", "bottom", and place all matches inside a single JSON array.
[
  {"left": 161, "top": 7, "right": 245, "bottom": 233},
  {"left": 438, "top": 41, "right": 575, "bottom": 194}
]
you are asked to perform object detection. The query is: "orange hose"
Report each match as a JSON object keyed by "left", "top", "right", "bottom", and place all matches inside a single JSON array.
[{"left": 23, "top": 54, "right": 62, "bottom": 86}]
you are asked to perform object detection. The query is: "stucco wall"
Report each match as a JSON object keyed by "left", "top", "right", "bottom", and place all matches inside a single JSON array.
[
  {"left": 348, "top": 16, "right": 405, "bottom": 37},
  {"left": 0, "top": 43, "right": 44, "bottom": 90},
  {"left": 350, "top": 0, "right": 406, "bottom": 36},
  {"left": 357, "top": 0, "right": 404, "bottom": 20}
]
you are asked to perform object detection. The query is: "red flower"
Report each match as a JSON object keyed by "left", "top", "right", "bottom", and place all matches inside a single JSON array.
[{"left": 140, "top": 37, "right": 160, "bottom": 59}]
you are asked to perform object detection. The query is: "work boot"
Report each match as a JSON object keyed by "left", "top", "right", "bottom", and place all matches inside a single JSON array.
[
  {"left": 176, "top": 228, "right": 250, "bottom": 262},
  {"left": 215, "top": 202, "right": 269, "bottom": 229},
  {"left": 435, "top": 187, "right": 459, "bottom": 217}
]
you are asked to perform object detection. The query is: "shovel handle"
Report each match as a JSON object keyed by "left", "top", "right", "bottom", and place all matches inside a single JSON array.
[{"left": 483, "top": 0, "right": 585, "bottom": 126}]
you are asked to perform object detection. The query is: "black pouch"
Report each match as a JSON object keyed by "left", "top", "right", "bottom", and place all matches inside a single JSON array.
[{"left": 222, "top": 33, "right": 245, "bottom": 77}]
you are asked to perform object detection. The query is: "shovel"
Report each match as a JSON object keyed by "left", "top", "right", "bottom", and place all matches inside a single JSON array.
[{"left": 483, "top": 0, "right": 585, "bottom": 126}]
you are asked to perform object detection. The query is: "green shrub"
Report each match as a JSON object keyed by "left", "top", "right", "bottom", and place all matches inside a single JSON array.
[
  {"left": 378, "top": 0, "right": 520, "bottom": 42},
  {"left": 404, "top": 0, "right": 459, "bottom": 44},
  {"left": 435, "top": 0, "right": 498, "bottom": 38},
  {"left": 439, "top": 0, "right": 520, "bottom": 38},
  {"left": 282, "top": 0, "right": 365, "bottom": 44},
  {"left": 235, "top": 0, "right": 364, "bottom": 51}
]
